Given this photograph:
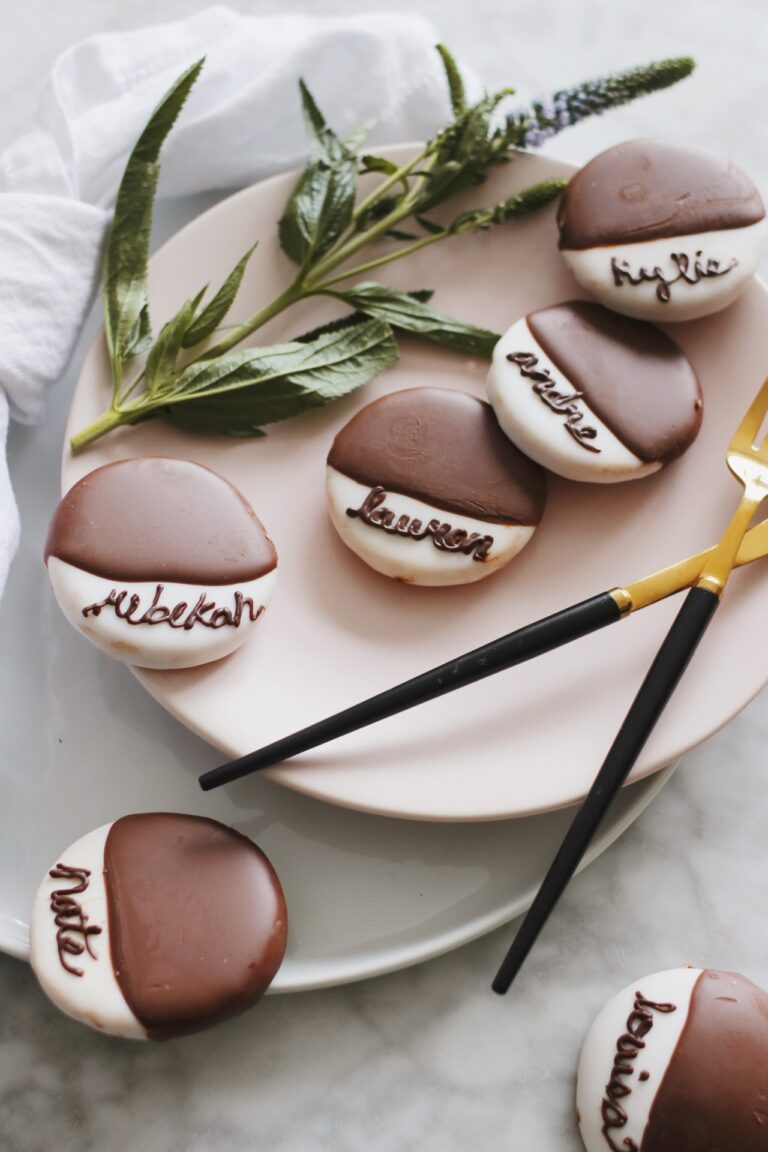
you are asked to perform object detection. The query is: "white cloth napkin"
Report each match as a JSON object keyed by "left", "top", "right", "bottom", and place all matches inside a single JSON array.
[{"left": 0, "top": 6, "right": 479, "bottom": 598}]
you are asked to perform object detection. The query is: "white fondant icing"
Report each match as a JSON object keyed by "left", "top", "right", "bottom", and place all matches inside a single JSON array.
[
  {"left": 29, "top": 823, "right": 147, "bottom": 1041},
  {"left": 325, "top": 467, "right": 534, "bottom": 586},
  {"left": 561, "top": 220, "right": 767, "bottom": 322},
  {"left": 487, "top": 319, "right": 660, "bottom": 485},
  {"left": 576, "top": 967, "right": 701, "bottom": 1152},
  {"left": 47, "top": 556, "right": 276, "bottom": 669}
]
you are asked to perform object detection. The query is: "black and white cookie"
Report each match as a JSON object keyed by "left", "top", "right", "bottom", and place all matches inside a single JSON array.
[
  {"left": 558, "top": 139, "right": 767, "bottom": 322},
  {"left": 577, "top": 967, "right": 768, "bottom": 1152},
  {"left": 326, "top": 388, "right": 548, "bottom": 585},
  {"left": 45, "top": 458, "right": 277, "bottom": 669},
  {"left": 30, "top": 813, "right": 287, "bottom": 1040},
  {"left": 487, "top": 302, "right": 702, "bottom": 484}
]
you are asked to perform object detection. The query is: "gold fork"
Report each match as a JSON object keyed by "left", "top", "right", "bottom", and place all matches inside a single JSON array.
[{"left": 493, "top": 375, "right": 768, "bottom": 995}]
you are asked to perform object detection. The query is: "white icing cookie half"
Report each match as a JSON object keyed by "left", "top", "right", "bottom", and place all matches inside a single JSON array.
[
  {"left": 45, "top": 458, "right": 277, "bottom": 670},
  {"left": 31, "top": 824, "right": 147, "bottom": 1040},
  {"left": 47, "top": 558, "right": 276, "bottom": 669},
  {"left": 487, "top": 302, "right": 702, "bottom": 485},
  {"left": 30, "top": 813, "right": 287, "bottom": 1041},
  {"left": 325, "top": 387, "right": 548, "bottom": 587},
  {"left": 562, "top": 222, "right": 767, "bottom": 323},
  {"left": 326, "top": 468, "right": 534, "bottom": 586},
  {"left": 557, "top": 139, "right": 766, "bottom": 324}
]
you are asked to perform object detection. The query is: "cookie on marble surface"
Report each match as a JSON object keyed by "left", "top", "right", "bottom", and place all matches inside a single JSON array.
[
  {"left": 577, "top": 966, "right": 768, "bottom": 1152},
  {"left": 30, "top": 813, "right": 287, "bottom": 1040}
]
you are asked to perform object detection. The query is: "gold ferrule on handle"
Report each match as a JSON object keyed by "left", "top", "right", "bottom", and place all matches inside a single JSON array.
[
  {"left": 695, "top": 574, "right": 725, "bottom": 598},
  {"left": 609, "top": 587, "right": 633, "bottom": 616}
]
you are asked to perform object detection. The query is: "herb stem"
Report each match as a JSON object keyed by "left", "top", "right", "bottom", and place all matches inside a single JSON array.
[
  {"left": 70, "top": 406, "right": 128, "bottom": 453},
  {"left": 194, "top": 281, "right": 304, "bottom": 360},
  {"left": 305, "top": 192, "right": 426, "bottom": 290},
  {"left": 351, "top": 149, "right": 429, "bottom": 224},
  {"left": 313, "top": 232, "right": 448, "bottom": 289}
]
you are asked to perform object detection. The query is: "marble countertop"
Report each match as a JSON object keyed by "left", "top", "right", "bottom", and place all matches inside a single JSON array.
[{"left": 3, "top": 2, "right": 768, "bottom": 1149}]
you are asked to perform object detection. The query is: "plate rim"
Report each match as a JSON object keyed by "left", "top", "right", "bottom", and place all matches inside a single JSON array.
[{"left": 0, "top": 767, "right": 674, "bottom": 990}]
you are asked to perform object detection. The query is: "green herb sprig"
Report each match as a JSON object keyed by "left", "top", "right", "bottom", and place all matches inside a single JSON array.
[{"left": 70, "top": 49, "right": 694, "bottom": 452}]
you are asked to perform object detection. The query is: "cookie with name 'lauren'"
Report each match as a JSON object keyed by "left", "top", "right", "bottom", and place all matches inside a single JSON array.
[
  {"left": 487, "top": 302, "right": 702, "bottom": 484},
  {"left": 45, "top": 457, "right": 277, "bottom": 669},
  {"left": 557, "top": 139, "right": 767, "bottom": 322},
  {"left": 326, "top": 387, "right": 548, "bottom": 585},
  {"left": 577, "top": 967, "right": 768, "bottom": 1152},
  {"left": 30, "top": 813, "right": 287, "bottom": 1040}
]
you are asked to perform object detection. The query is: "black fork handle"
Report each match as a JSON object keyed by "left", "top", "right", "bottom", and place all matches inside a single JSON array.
[
  {"left": 493, "top": 584, "right": 720, "bottom": 994},
  {"left": 200, "top": 591, "right": 623, "bottom": 791}
]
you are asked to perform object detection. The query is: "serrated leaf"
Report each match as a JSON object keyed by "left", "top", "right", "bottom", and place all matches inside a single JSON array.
[
  {"left": 103, "top": 59, "right": 204, "bottom": 380},
  {"left": 294, "top": 311, "right": 370, "bottom": 344},
  {"left": 334, "top": 282, "right": 499, "bottom": 357},
  {"left": 181, "top": 243, "right": 257, "bottom": 349},
  {"left": 144, "top": 291, "right": 204, "bottom": 395},
  {"left": 278, "top": 81, "right": 358, "bottom": 266},
  {"left": 164, "top": 317, "right": 398, "bottom": 435}
]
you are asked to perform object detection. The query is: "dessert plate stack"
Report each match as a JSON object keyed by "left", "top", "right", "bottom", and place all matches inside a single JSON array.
[{"left": 4, "top": 151, "right": 768, "bottom": 990}]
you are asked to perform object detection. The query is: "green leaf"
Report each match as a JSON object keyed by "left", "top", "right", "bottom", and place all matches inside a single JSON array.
[
  {"left": 360, "top": 154, "right": 399, "bottom": 176},
  {"left": 333, "top": 282, "right": 499, "bottom": 357},
  {"left": 181, "top": 243, "right": 258, "bottom": 349},
  {"left": 436, "top": 44, "right": 467, "bottom": 117},
  {"left": 144, "top": 290, "right": 205, "bottom": 395},
  {"left": 278, "top": 81, "right": 359, "bottom": 266},
  {"left": 103, "top": 59, "right": 204, "bottom": 383},
  {"left": 165, "top": 318, "right": 398, "bottom": 435}
]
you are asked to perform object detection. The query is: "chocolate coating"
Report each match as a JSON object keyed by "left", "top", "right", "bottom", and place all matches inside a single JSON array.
[
  {"left": 527, "top": 302, "right": 702, "bottom": 464},
  {"left": 104, "top": 814, "right": 286, "bottom": 1040},
  {"left": 558, "top": 139, "right": 765, "bottom": 250},
  {"left": 45, "top": 458, "right": 276, "bottom": 584},
  {"left": 328, "top": 388, "right": 547, "bottom": 526},
  {"left": 644, "top": 970, "right": 768, "bottom": 1151}
]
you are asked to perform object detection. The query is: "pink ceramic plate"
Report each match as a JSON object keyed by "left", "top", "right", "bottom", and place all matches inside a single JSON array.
[{"left": 64, "top": 148, "right": 768, "bottom": 821}]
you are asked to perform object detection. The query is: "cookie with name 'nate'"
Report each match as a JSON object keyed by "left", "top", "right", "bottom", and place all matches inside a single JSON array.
[
  {"left": 557, "top": 139, "right": 767, "bottom": 322},
  {"left": 576, "top": 967, "right": 768, "bottom": 1152},
  {"left": 45, "top": 457, "right": 277, "bottom": 669},
  {"left": 30, "top": 813, "right": 287, "bottom": 1040},
  {"left": 487, "top": 301, "right": 702, "bottom": 484},
  {"left": 326, "top": 387, "right": 548, "bottom": 586}
]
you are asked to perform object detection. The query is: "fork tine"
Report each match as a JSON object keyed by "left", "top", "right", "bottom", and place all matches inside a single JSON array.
[{"left": 730, "top": 375, "right": 768, "bottom": 453}]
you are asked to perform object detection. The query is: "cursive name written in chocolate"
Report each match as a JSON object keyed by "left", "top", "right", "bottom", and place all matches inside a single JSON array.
[
  {"left": 601, "top": 991, "right": 677, "bottom": 1152},
  {"left": 347, "top": 486, "right": 494, "bottom": 561},
  {"left": 49, "top": 864, "right": 103, "bottom": 978},
  {"left": 506, "top": 352, "right": 601, "bottom": 453},
  {"left": 611, "top": 250, "right": 737, "bottom": 303},
  {"left": 82, "top": 585, "right": 264, "bottom": 630}
]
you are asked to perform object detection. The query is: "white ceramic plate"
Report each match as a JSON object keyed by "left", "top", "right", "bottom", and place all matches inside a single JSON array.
[
  {"left": 0, "top": 497, "right": 672, "bottom": 987},
  {"left": 63, "top": 148, "right": 768, "bottom": 820},
  {"left": 0, "top": 559, "right": 672, "bottom": 988}
]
